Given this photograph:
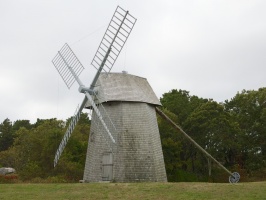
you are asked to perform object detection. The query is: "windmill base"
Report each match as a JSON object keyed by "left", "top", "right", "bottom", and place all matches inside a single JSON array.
[{"left": 83, "top": 101, "right": 167, "bottom": 182}]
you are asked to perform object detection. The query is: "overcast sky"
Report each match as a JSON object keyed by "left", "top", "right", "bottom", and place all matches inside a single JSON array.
[{"left": 1, "top": 0, "right": 266, "bottom": 123}]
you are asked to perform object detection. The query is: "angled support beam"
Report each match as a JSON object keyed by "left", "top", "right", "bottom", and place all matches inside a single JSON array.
[{"left": 155, "top": 107, "right": 239, "bottom": 181}]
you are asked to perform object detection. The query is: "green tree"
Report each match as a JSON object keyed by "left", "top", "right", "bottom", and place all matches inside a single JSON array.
[
  {"left": 160, "top": 90, "right": 245, "bottom": 181},
  {"left": 0, "top": 118, "right": 14, "bottom": 151},
  {"left": 183, "top": 101, "right": 242, "bottom": 176},
  {"left": 0, "top": 115, "right": 90, "bottom": 181},
  {"left": 225, "top": 88, "right": 266, "bottom": 171},
  {"left": 160, "top": 90, "right": 211, "bottom": 180},
  {"left": 12, "top": 120, "right": 32, "bottom": 132},
  {"left": 160, "top": 89, "right": 208, "bottom": 125}
]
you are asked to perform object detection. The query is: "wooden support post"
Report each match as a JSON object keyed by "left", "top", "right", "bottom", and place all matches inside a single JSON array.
[{"left": 155, "top": 107, "right": 234, "bottom": 177}]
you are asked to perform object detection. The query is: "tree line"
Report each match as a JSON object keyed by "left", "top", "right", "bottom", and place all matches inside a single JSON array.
[
  {"left": 159, "top": 87, "right": 266, "bottom": 182},
  {"left": 0, "top": 87, "right": 266, "bottom": 182}
]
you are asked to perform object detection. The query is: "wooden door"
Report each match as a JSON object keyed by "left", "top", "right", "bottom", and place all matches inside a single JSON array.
[{"left": 102, "top": 153, "right": 113, "bottom": 181}]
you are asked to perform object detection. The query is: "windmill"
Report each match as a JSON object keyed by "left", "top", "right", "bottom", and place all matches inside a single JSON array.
[{"left": 52, "top": 6, "right": 239, "bottom": 183}]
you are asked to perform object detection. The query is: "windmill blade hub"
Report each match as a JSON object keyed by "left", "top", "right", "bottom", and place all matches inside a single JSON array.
[{"left": 78, "top": 86, "right": 94, "bottom": 94}]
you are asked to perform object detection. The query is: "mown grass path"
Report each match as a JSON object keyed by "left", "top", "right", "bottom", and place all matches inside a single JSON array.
[{"left": 0, "top": 182, "right": 265, "bottom": 200}]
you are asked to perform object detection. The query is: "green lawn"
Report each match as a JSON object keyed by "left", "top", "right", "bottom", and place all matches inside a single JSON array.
[{"left": 0, "top": 182, "right": 265, "bottom": 200}]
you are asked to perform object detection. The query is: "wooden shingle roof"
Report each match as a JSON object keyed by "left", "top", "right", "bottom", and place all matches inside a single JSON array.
[{"left": 86, "top": 72, "right": 161, "bottom": 107}]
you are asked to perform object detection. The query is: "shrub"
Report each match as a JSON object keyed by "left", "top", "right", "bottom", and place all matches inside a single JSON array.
[{"left": 0, "top": 174, "right": 19, "bottom": 183}]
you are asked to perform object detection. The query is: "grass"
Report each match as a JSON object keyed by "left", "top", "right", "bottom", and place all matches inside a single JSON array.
[{"left": 0, "top": 182, "right": 266, "bottom": 200}]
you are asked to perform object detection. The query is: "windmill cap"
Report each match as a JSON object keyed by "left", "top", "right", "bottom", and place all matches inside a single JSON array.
[{"left": 85, "top": 72, "right": 161, "bottom": 107}]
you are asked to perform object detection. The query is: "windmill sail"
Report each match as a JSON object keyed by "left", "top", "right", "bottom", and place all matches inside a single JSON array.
[
  {"left": 91, "top": 6, "right": 137, "bottom": 74},
  {"left": 54, "top": 104, "right": 82, "bottom": 167},
  {"left": 52, "top": 43, "right": 85, "bottom": 89},
  {"left": 52, "top": 6, "right": 136, "bottom": 168}
]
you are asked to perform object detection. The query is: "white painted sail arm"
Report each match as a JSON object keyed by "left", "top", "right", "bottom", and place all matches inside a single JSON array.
[{"left": 85, "top": 92, "right": 116, "bottom": 144}]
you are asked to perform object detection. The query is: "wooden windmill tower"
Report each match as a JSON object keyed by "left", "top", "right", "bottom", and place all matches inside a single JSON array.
[
  {"left": 83, "top": 72, "right": 167, "bottom": 182},
  {"left": 52, "top": 6, "right": 167, "bottom": 182}
]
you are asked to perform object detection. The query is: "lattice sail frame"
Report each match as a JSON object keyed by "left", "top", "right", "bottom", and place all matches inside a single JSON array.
[
  {"left": 91, "top": 6, "right": 137, "bottom": 73},
  {"left": 52, "top": 43, "right": 85, "bottom": 89},
  {"left": 51, "top": 6, "right": 137, "bottom": 168},
  {"left": 54, "top": 105, "right": 81, "bottom": 167}
]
